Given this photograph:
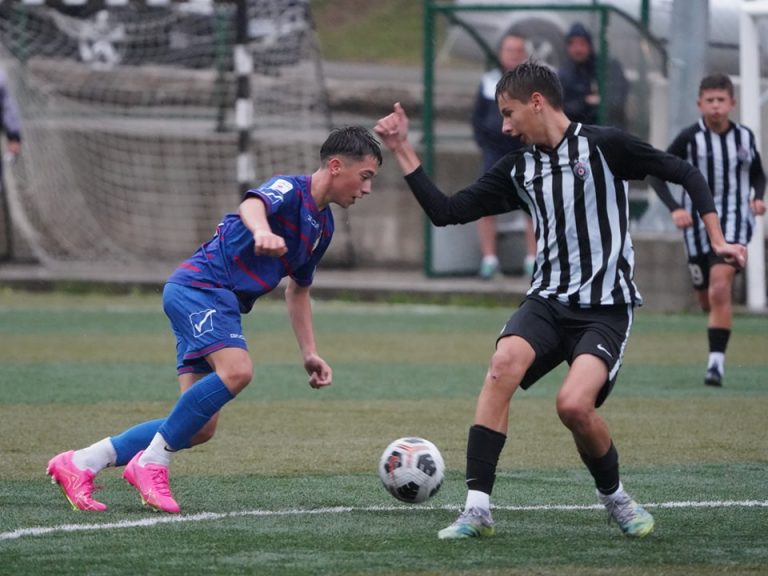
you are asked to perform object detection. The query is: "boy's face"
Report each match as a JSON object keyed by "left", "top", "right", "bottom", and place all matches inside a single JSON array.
[
  {"left": 697, "top": 88, "right": 735, "bottom": 127},
  {"left": 497, "top": 92, "right": 539, "bottom": 145},
  {"left": 328, "top": 156, "right": 379, "bottom": 208}
]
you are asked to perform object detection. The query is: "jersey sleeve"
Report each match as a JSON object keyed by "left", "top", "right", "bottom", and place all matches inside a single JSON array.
[
  {"left": 244, "top": 176, "right": 298, "bottom": 215},
  {"left": 749, "top": 131, "right": 766, "bottom": 201},
  {"left": 647, "top": 175, "right": 683, "bottom": 211},
  {"left": 403, "top": 158, "right": 521, "bottom": 226},
  {"left": 644, "top": 128, "right": 690, "bottom": 212},
  {"left": 666, "top": 129, "right": 690, "bottom": 159},
  {"left": 597, "top": 127, "right": 716, "bottom": 216}
]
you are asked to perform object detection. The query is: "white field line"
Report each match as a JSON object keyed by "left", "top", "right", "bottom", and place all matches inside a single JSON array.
[{"left": 2, "top": 500, "right": 767, "bottom": 542}]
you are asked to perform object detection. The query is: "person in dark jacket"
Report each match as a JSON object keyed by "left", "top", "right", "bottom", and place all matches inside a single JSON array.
[
  {"left": 557, "top": 22, "right": 628, "bottom": 128},
  {"left": 472, "top": 32, "right": 535, "bottom": 279},
  {"left": 0, "top": 67, "right": 22, "bottom": 260}
]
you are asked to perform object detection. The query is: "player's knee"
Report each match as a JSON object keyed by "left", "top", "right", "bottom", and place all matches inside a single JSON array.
[
  {"left": 218, "top": 361, "right": 253, "bottom": 395},
  {"left": 709, "top": 283, "right": 730, "bottom": 308},
  {"left": 487, "top": 348, "right": 527, "bottom": 389},
  {"left": 555, "top": 394, "right": 591, "bottom": 430}
]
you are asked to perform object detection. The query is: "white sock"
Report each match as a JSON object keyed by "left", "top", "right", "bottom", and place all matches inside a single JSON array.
[
  {"left": 72, "top": 438, "right": 117, "bottom": 474},
  {"left": 598, "top": 481, "right": 625, "bottom": 502},
  {"left": 481, "top": 255, "right": 499, "bottom": 266},
  {"left": 139, "top": 432, "right": 173, "bottom": 467},
  {"left": 464, "top": 489, "right": 490, "bottom": 511},
  {"left": 708, "top": 352, "right": 725, "bottom": 373}
]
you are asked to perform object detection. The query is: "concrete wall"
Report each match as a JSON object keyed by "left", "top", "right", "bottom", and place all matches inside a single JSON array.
[{"left": 3, "top": 62, "right": 766, "bottom": 311}]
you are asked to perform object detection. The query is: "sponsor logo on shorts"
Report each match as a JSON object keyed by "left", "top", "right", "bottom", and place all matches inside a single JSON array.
[
  {"left": 190, "top": 308, "right": 216, "bottom": 338},
  {"left": 229, "top": 333, "right": 245, "bottom": 340}
]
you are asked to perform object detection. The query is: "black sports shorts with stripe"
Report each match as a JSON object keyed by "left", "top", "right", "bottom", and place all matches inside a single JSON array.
[{"left": 497, "top": 295, "right": 633, "bottom": 408}]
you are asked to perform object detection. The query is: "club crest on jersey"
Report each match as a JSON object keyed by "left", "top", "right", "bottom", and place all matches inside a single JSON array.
[
  {"left": 190, "top": 308, "right": 216, "bottom": 338},
  {"left": 737, "top": 146, "right": 751, "bottom": 163},
  {"left": 571, "top": 159, "right": 590, "bottom": 181}
]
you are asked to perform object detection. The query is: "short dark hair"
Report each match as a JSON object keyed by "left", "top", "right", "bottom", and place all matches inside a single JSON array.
[
  {"left": 699, "top": 73, "right": 734, "bottom": 98},
  {"left": 320, "top": 126, "right": 382, "bottom": 166},
  {"left": 495, "top": 59, "right": 563, "bottom": 109}
]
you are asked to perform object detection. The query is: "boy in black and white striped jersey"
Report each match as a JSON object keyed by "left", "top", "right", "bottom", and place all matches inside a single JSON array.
[
  {"left": 375, "top": 61, "right": 746, "bottom": 540},
  {"left": 651, "top": 73, "right": 766, "bottom": 388}
]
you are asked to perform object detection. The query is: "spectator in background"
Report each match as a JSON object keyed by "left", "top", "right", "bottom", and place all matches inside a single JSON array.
[
  {"left": 558, "top": 22, "right": 628, "bottom": 128},
  {"left": 0, "top": 67, "right": 22, "bottom": 261},
  {"left": 0, "top": 68, "right": 21, "bottom": 160},
  {"left": 472, "top": 32, "right": 535, "bottom": 280}
]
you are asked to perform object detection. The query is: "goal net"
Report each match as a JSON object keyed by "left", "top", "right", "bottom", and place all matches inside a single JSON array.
[{"left": 0, "top": 0, "right": 333, "bottom": 275}]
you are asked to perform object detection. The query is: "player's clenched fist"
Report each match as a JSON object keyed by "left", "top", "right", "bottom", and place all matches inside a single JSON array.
[
  {"left": 374, "top": 102, "right": 410, "bottom": 149},
  {"left": 253, "top": 229, "right": 288, "bottom": 257}
]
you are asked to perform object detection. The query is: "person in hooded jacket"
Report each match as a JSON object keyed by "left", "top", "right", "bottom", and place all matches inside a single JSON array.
[{"left": 557, "top": 22, "right": 629, "bottom": 128}]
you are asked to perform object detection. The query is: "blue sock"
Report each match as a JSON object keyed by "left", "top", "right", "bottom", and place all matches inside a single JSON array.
[
  {"left": 158, "top": 373, "right": 234, "bottom": 450},
  {"left": 110, "top": 418, "right": 165, "bottom": 466}
]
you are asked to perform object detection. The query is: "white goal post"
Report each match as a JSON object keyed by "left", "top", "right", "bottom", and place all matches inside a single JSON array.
[{"left": 741, "top": 0, "right": 768, "bottom": 310}]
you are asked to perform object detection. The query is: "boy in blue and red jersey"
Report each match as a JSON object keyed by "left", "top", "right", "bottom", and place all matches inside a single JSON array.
[{"left": 47, "top": 126, "right": 382, "bottom": 513}]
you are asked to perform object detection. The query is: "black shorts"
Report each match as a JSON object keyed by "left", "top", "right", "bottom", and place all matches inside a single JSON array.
[
  {"left": 687, "top": 253, "right": 738, "bottom": 290},
  {"left": 498, "top": 296, "right": 633, "bottom": 407}
]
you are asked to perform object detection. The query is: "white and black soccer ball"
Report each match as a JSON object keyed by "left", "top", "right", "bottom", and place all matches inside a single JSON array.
[{"left": 378, "top": 437, "right": 445, "bottom": 504}]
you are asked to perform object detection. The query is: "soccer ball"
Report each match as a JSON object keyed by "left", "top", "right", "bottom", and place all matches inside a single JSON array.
[{"left": 378, "top": 437, "right": 445, "bottom": 504}]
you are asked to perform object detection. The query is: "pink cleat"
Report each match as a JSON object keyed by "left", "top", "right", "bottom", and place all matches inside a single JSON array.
[
  {"left": 122, "top": 451, "right": 180, "bottom": 513},
  {"left": 46, "top": 450, "right": 108, "bottom": 512}
]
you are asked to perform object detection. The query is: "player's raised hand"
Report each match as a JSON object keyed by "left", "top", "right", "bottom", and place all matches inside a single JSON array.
[
  {"left": 253, "top": 229, "right": 288, "bottom": 257},
  {"left": 374, "top": 102, "right": 410, "bottom": 151},
  {"left": 304, "top": 353, "right": 332, "bottom": 389}
]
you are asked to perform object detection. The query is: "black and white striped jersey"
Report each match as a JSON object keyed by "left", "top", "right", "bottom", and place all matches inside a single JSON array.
[
  {"left": 655, "top": 119, "right": 766, "bottom": 257},
  {"left": 405, "top": 123, "right": 717, "bottom": 308}
]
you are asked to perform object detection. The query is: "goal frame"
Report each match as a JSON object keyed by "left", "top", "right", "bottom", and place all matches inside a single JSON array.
[{"left": 740, "top": 0, "right": 767, "bottom": 310}]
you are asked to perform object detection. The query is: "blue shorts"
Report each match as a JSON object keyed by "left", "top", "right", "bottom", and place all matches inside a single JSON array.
[{"left": 163, "top": 282, "right": 248, "bottom": 375}]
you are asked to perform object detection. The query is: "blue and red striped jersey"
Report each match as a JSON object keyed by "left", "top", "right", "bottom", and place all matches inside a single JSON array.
[{"left": 167, "top": 175, "right": 334, "bottom": 313}]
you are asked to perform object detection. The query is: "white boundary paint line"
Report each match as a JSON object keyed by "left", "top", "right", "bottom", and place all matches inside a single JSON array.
[{"left": 2, "top": 500, "right": 766, "bottom": 542}]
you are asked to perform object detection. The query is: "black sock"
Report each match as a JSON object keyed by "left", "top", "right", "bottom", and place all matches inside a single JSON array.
[
  {"left": 465, "top": 424, "right": 506, "bottom": 495},
  {"left": 579, "top": 441, "right": 620, "bottom": 495},
  {"left": 708, "top": 327, "right": 731, "bottom": 354}
]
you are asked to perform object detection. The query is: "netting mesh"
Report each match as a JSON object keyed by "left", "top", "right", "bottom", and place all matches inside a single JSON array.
[{"left": 0, "top": 1, "right": 331, "bottom": 269}]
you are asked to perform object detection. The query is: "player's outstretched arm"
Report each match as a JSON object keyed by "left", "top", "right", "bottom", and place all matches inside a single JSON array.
[
  {"left": 376, "top": 102, "right": 496, "bottom": 227},
  {"left": 374, "top": 103, "right": 421, "bottom": 175},
  {"left": 285, "top": 278, "right": 332, "bottom": 389}
]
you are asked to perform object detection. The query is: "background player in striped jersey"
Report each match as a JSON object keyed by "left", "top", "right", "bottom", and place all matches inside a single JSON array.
[
  {"left": 650, "top": 73, "right": 766, "bottom": 387},
  {"left": 375, "top": 61, "right": 746, "bottom": 540},
  {"left": 47, "top": 126, "right": 382, "bottom": 513}
]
